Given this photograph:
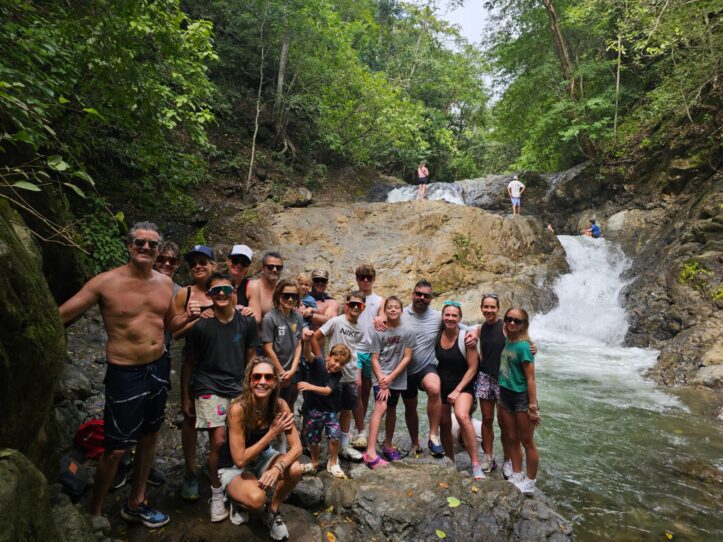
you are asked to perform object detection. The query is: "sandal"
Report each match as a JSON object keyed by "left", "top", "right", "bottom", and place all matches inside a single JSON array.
[
  {"left": 362, "top": 452, "right": 388, "bottom": 470},
  {"left": 301, "top": 463, "right": 317, "bottom": 475},
  {"left": 382, "top": 446, "right": 402, "bottom": 461},
  {"left": 326, "top": 462, "right": 347, "bottom": 479}
]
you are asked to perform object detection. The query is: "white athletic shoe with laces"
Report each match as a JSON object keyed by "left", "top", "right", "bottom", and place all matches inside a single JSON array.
[
  {"left": 502, "top": 459, "right": 513, "bottom": 480},
  {"left": 209, "top": 488, "right": 229, "bottom": 522},
  {"left": 514, "top": 476, "right": 536, "bottom": 496},
  {"left": 229, "top": 502, "right": 249, "bottom": 525}
]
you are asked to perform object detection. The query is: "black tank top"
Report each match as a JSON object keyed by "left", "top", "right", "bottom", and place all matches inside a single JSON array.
[
  {"left": 184, "top": 286, "right": 213, "bottom": 312},
  {"left": 217, "top": 423, "right": 271, "bottom": 469},
  {"left": 435, "top": 331, "right": 468, "bottom": 381},
  {"left": 236, "top": 277, "right": 250, "bottom": 306}
]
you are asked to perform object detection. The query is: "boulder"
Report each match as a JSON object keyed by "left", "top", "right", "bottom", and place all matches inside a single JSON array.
[
  {"left": 263, "top": 200, "right": 568, "bottom": 317},
  {"left": 322, "top": 461, "right": 572, "bottom": 541},
  {"left": 280, "top": 186, "right": 313, "bottom": 208},
  {"left": 0, "top": 201, "right": 65, "bottom": 478},
  {"left": 0, "top": 449, "right": 61, "bottom": 542}
]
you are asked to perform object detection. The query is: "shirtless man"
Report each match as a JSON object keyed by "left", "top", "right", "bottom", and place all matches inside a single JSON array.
[
  {"left": 307, "top": 268, "right": 340, "bottom": 331},
  {"left": 59, "top": 222, "right": 200, "bottom": 527},
  {"left": 247, "top": 251, "right": 284, "bottom": 329}
]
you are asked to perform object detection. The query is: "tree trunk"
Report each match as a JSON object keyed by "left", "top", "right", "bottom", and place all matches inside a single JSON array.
[
  {"left": 247, "top": 19, "right": 266, "bottom": 192},
  {"left": 274, "top": 28, "right": 289, "bottom": 136},
  {"left": 613, "top": 33, "right": 622, "bottom": 137}
]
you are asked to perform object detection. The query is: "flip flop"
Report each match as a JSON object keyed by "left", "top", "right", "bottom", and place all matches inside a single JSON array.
[
  {"left": 326, "top": 462, "right": 347, "bottom": 479},
  {"left": 362, "top": 452, "right": 389, "bottom": 470}
]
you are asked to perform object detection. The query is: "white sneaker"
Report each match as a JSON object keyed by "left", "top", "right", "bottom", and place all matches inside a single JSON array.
[
  {"left": 508, "top": 471, "right": 525, "bottom": 489},
  {"left": 479, "top": 453, "right": 495, "bottom": 473},
  {"left": 502, "top": 459, "right": 513, "bottom": 480},
  {"left": 210, "top": 488, "right": 229, "bottom": 522},
  {"left": 229, "top": 502, "right": 249, "bottom": 525},
  {"left": 339, "top": 446, "right": 363, "bottom": 462},
  {"left": 472, "top": 464, "right": 486, "bottom": 480},
  {"left": 516, "top": 476, "right": 536, "bottom": 496}
]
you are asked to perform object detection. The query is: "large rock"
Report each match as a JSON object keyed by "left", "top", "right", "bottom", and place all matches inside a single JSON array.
[
  {"left": 0, "top": 449, "right": 66, "bottom": 542},
  {"left": 0, "top": 201, "right": 65, "bottom": 477},
  {"left": 264, "top": 200, "right": 568, "bottom": 317},
  {"left": 321, "top": 461, "right": 572, "bottom": 541}
]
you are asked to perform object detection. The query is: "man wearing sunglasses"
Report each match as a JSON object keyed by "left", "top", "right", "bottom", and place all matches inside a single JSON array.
[
  {"left": 183, "top": 272, "right": 259, "bottom": 522},
  {"left": 307, "top": 268, "right": 340, "bottom": 331},
  {"left": 59, "top": 222, "right": 202, "bottom": 528},
  {"left": 248, "top": 251, "right": 284, "bottom": 330}
]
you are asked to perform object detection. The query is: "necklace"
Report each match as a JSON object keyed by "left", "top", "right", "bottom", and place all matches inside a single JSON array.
[{"left": 252, "top": 405, "right": 265, "bottom": 418}]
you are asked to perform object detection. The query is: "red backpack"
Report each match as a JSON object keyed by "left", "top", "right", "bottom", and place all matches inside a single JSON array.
[{"left": 74, "top": 419, "right": 105, "bottom": 459}]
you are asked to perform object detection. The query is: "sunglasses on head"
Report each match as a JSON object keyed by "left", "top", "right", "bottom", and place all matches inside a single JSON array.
[
  {"left": 482, "top": 293, "right": 499, "bottom": 301},
  {"left": 251, "top": 373, "right": 276, "bottom": 382},
  {"left": 347, "top": 301, "right": 365, "bottom": 310},
  {"left": 208, "top": 285, "right": 234, "bottom": 297},
  {"left": 281, "top": 292, "right": 299, "bottom": 301},
  {"left": 504, "top": 316, "right": 526, "bottom": 325},
  {"left": 356, "top": 274, "right": 374, "bottom": 282},
  {"left": 265, "top": 264, "right": 283, "bottom": 272},
  {"left": 133, "top": 238, "right": 159, "bottom": 249},
  {"left": 156, "top": 256, "right": 179, "bottom": 266},
  {"left": 229, "top": 255, "right": 251, "bottom": 266},
  {"left": 413, "top": 291, "right": 432, "bottom": 300}
]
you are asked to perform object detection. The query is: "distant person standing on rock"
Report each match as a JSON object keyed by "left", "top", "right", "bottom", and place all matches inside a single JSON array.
[
  {"left": 507, "top": 175, "right": 525, "bottom": 215},
  {"left": 59, "top": 222, "right": 200, "bottom": 528},
  {"left": 581, "top": 219, "right": 601, "bottom": 238},
  {"left": 417, "top": 161, "right": 430, "bottom": 200}
]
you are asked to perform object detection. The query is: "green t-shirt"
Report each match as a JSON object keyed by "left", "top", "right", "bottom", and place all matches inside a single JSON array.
[{"left": 498, "top": 339, "right": 534, "bottom": 393}]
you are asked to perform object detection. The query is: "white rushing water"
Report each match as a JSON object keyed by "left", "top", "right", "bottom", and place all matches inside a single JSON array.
[
  {"left": 530, "top": 236, "right": 722, "bottom": 540},
  {"left": 386, "top": 183, "right": 465, "bottom": 205}
]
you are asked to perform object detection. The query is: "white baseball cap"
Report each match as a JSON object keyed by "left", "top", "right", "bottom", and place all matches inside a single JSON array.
[{"left": 228, "top": 244, "right": 253, "bottom": 263}]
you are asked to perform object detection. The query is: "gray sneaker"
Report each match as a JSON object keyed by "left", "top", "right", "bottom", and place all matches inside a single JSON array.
[{"left": 264, "top": 508, "right": 289, "bottom": 541}]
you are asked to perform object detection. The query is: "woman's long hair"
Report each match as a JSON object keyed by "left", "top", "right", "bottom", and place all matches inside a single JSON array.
[
  {"left": 504, "top": 307, "right": 531, "bottom": 342},
  {"left": 231, "top": 357, "right": 282, "bottom": 434}
]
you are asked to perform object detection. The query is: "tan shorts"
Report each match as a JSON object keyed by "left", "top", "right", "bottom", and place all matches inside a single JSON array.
[{"left": 194, "top": 394, "right": 230, "bottom": 429}]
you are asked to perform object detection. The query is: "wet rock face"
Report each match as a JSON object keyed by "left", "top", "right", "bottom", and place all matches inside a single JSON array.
[
  {"left": 0, "top": 201, "right": 65, "bottom": 478},
  {"left": 264, "top": 200, "right": 568, "bottom": 317},
  {"left": 321, "top": 462, "right": 573, "bottom": 541}
]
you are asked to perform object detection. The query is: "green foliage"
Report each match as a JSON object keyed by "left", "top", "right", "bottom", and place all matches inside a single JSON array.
[
  {"left": 78, "top": 199, "right": 128, "bottom": 274},
  {"left": 678, "top": 259, "right": 712, "bottom": 290}
]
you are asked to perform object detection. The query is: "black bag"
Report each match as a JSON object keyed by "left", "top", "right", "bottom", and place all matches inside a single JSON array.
[{"left": 59, "top": 454, "right": 91, "bottom": 500}]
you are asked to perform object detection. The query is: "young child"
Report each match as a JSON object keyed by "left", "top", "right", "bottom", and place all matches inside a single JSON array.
[
  {"left": 497, "top": 307, "right": 540, "bottom": 496},
  {"left": 311, "top": 291, "right": 367, "bottom": 462},
  {"left": 362, "top": 296, "right": 413, "bottom": 468},
  {"left": 182, "top": 272, "right": 259, "bottom": 521},
  {"left": 296, "top": 273, "right": 318, "bottom": 329},
  {"left": 262, "top": 278, "right": 305, "bottom": 410},
  {"left": 297, "top": 342, "right": 352, "bottom": 478}
]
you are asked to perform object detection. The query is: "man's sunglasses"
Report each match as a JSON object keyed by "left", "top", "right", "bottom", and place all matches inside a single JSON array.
[
  {"left": 281, "top": 292, "right": 300, "bottom": 302},
  {"left": 413, "top": 291, "right": 432, "bottom": 300},
  {"left": 156, "top": 256, "right": 179, "bottom": 266},
  {"left": 133, "top": 238, "right": 159, "bottom": 249},
  {"left": 312, "top": 278, "right": 328, "bottom": 283},
  {"left": 347, "top": 301, "right": 365, "bottom": 310},
  {"left": 229, "top": 255, "right": 251, "bottom": 266},
  {"left": 504, "top": 317, "right": 526, "bottom": 325},
  {"left": 208, "top": 285, "right": 235, "bottom": 298},
  {"left": 251, "top": 373, "right": 276, "bottom": 382},
  {"left": 356, "top": 275, "right": 374, "bottom": 282},
  {"left": 265, "top": 264, "right": 284, "bottom": 272}
]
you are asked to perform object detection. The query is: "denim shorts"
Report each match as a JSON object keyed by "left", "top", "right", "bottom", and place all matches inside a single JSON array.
[
  {"left": 218, "top": 446, "right": 280, "bottom": 488},
  {"left": 498, "top": 386, "right": 529, "bottom": 413}
]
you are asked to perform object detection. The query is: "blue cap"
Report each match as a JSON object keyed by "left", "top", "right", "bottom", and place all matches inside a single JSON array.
[{"left": 185, "top": 245, "right": 214, "bottom": 262}]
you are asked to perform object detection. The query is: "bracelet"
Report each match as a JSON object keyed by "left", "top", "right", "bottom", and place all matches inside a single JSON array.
[{"left": 274, "top": 463, "right": 284, "bottom": 474}]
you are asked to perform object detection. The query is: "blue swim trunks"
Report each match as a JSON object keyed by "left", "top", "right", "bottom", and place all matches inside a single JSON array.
[{"left": 357, "top": 352, "right": 372, "bottom": 379}]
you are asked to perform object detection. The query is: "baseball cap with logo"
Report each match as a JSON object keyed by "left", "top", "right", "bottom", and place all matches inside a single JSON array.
[
  {"left": 185, "top": 245, "right": 214, "bottom": 263},
  {"left": 311, "top": 268, "right": 329, "bottom": 280}
]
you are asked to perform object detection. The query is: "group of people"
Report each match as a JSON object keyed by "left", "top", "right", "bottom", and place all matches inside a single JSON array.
[{"left": 59, "top": 221, "right": 541, "bottom": 541}]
